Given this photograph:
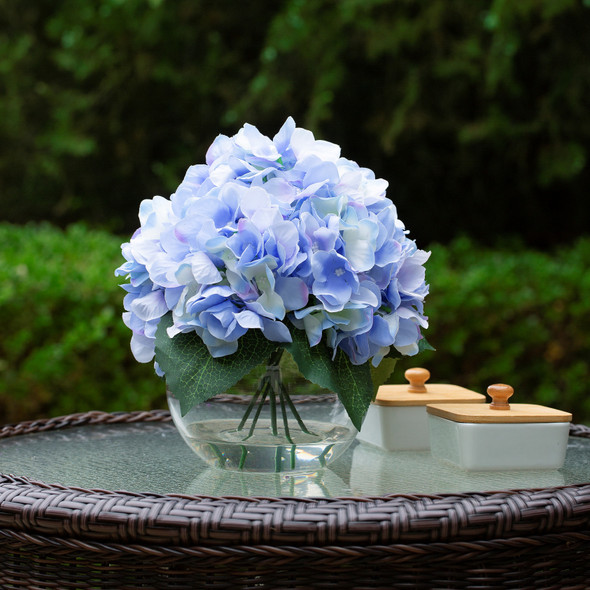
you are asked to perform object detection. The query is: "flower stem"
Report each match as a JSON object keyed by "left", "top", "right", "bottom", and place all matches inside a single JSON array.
[
  {"left": 281, "top": 382, "right": 315, "bottom": 435},
  {"left": 238, "top": 445, "right": 248, "bottom": 470},
  {"left": 317, "top": 444, "right": 334, "bottom": 468},
  {"left": 278, "top": 384, "right": 294, "bottom": 444},
  {"left": 237, "top": 387, "right": 263, "bottom": 431},
  {"left": 237, "top": 347, "right": 315, "bottom": 457},
  {"left": 244, "top": 384, "right": 269, "bottom": 440},
  {"left": 269, "top": 385, "right": 278, "bottom": 436},
  {"left": 209, "top": 443, "right": 226, "bottom": 468}
]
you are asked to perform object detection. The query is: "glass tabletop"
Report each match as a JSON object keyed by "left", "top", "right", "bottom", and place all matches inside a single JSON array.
[{"left": 1, "top": 421, "right": 589, "bottom": 497}]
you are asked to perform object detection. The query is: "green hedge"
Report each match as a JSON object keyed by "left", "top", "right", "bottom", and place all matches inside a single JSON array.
[
  {"left": 1, "top": 223, "right": 589, "bottom": 424},
  {"left": 0, "top": 223, "right": 164, "bottom": 423}
]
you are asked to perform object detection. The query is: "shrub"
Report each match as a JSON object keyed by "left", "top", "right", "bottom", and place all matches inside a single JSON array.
[
  {"left": 1, "top": 223, "right": 589, "bottom": 424},
  {"left": 0, "top": 223, "right": 164, "bottom": 422}
]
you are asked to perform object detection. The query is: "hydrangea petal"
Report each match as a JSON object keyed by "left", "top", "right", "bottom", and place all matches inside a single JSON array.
[
  {"left": 130, "top": 332, "right": 156, "bottom": 363},
  {"left": 342, "top": 218, "right": 379, "bottom": 272},
  {"left": 206, "top": 134, "right": 233, "bottom": 166},
  {"left": 130, "top": 289, "right": 169, "bottom": 322},
  {"left": 189, "top": 252, "right": 222, "bottom": 285},
  {"left": 273, "top": 116, "right": 296, "bottom": 153},
  {"left": 236, "top": 123, "right": 281, "bottom": 160},
  {"left": 290, "top": 128, "right": 341, "bottom": 161},
  {"left": 235, "top": 310, "right": 264, "bottom": 330},
  {"left": 275, "top": 276, "right": 309, "bottom": 311},
  {"left": 260, "top": 318, "right": 292, "bottom": 343},
  {"left": 303, "top": 161, "right": 340, "bottom": 188}
]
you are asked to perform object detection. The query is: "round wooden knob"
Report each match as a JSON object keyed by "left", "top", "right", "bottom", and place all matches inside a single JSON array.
[
  {"left": 487, "top": 384, "right": 514, "bottom": 410},
  {"left": 405, "top": 367, "right": 430, "bottom": 393}
]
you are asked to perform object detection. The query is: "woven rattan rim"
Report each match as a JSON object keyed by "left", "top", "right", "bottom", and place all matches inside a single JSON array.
[
  {"left": 1, "top": 408, "right": 590, "bottom": 549},
  {"left": 2, "top": 525, "right": 590, "bottom": 565}
]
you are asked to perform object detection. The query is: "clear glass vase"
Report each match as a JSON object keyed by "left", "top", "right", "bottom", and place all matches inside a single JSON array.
[{"left": 167, "top": 357, "right": 357, "bottom": 473}]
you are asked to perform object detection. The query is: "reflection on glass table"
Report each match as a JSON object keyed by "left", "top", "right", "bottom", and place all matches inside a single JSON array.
[{"left": 1, "top": 421, "right": 590, "bottom": 497}]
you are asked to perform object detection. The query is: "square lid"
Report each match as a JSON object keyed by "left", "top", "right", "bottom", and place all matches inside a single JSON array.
[
  {"left": 427, "top": 383, "right": 572, "bottom": 423},
  {"left": 375, "top": 368, "right": 485, "bottom": 407}
]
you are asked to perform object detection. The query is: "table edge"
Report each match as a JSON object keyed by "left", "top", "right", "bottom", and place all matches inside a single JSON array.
[{"left": 1, "top": 409, "right": 590, "bottom": 548}]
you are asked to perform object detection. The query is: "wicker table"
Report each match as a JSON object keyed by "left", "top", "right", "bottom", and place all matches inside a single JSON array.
[{"left": 1, "top": 409, "right": 590, "bottom": 589}]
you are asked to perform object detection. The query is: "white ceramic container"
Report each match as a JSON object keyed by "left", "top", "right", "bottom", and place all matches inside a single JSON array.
[
  {"left": 357, "top": 368, "right": 485, "bottom": 451},
  {"left": 427, "top": 384, "right": 572, "bottom": 471}
]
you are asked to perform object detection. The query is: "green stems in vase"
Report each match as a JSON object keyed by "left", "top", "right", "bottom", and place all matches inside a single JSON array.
[{"left": 236, "top": 348, "right": 313, "bottom": 445}]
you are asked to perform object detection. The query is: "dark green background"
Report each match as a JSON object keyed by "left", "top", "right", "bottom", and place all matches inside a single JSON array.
[{"left": 2, "top": 0, "right": 589, "bottom": 246}]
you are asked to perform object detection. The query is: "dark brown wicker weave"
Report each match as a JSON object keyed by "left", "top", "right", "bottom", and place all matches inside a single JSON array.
[{"left": 1, "top": 409, "right": 590, "bottom": 589}]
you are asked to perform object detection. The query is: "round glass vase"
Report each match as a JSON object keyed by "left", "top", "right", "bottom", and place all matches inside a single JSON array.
[{"left": 167, "top": 388, "right": 357, "bottom": 473}]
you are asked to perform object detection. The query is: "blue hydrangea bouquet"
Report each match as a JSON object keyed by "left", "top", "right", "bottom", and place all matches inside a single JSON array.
[{"left": 116, "top": 118, "right": 430, "bottom": 470}]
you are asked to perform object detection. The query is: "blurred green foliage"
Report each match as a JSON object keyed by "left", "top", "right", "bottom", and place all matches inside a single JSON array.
[
  {"left": 1, "top": 223, "right": 588, "bottom": 424},
  {"left": 1, "top": 0, "right": 589, "bottom": 246},
  {"left": 0, "top": 0, "right": 282, "bottom": 230},
  {"left": 0, "top": 223, "right": 165, "bottom": 422}
]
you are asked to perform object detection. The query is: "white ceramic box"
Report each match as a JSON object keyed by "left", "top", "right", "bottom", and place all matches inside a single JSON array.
[
  {"left": 427, "top": 384, "right": 572, "bottom": 471},
  {"left": 356, "top": 368, "right": 485, "bottom": 451}
]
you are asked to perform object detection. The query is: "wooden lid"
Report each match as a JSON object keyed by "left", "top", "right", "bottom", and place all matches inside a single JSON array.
[
  {"left": 374, "top": 368, "right": 485, "bottom": 407},
  {"left": 427, "top": 383, "right": 572, "bottom": 423}
]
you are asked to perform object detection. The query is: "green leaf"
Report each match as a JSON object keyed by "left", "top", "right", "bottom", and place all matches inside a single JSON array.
[
  {"left": 418, "top": 336, "right": 436, "bottom": 353},
  {"left": 370, "top": 357, "right": 398, "bottom": 395},
  {"left": 155, "top": 313, "right": 278, "bottom": 416},
  {"left": 286, "top": 328, "right": 374, "bottom": 431}
]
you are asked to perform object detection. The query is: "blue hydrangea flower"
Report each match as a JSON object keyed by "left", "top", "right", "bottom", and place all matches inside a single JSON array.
[{"left": 116, "top": 117, "right": 429, "bottom": 369}]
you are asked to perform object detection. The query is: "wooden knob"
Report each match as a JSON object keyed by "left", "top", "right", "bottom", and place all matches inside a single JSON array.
[
  {"left": 487, "top": 384, "right": 514, "bottom": 410},
  {"left": 405, "top": 368, "right": 430, "bottom": 393}
]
